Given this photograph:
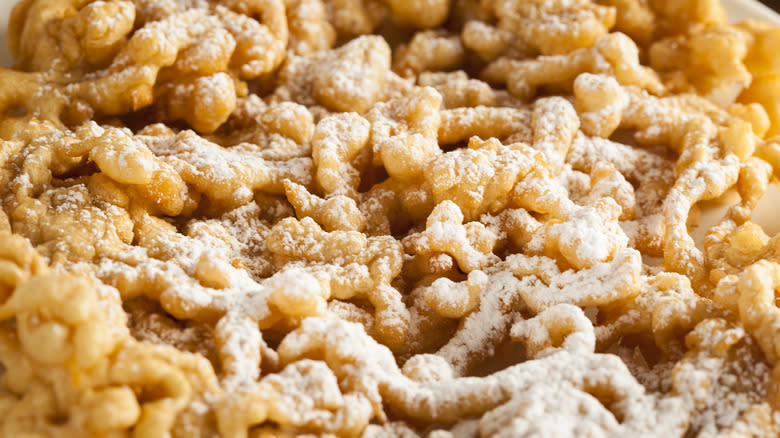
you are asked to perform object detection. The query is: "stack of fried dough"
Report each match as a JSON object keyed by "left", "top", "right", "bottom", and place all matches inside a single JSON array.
[{"left": 3, "top": 0, "right": 780, "bottom": 436}]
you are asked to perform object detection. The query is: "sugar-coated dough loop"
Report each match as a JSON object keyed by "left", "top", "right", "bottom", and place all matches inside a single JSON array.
[
  {"left": 313, "top": 35, "right": 391, "bottom": 113},
  {"left": 737, "top": 261, "right": 780, "bottom": 367},
  {"left": 312, "top": 112, "right": 371, "bottom": 196},
  {"left": 403, "top": 200, "right": 500, "bottom": 273},
  {"left": 508, "top": 248, "right": 642, "bottom": 313},
  {"left": 267, "top": 216, "right": 409, "bottom": 348},
  {"left": 596, "top": 272, "right": 720, "bottom": 354},
  {"left": 437, "top": 106, "right": 532, "bottom": 145},
  {"left": 483, "top": 32, "right": 663, "bottom": 101},
  {"left": 425, "top": 137, "right": 537, "bottom": 220},
  {"left": 419, "top": 71, "right": 498, "bottom": 109},
  {"left": 511, "top": 304, "right": 596, "bottom": 358},
  {"left": 422, "top": 270, "right": 488, "bottom": 318},
  {"left": 394, "top": 31, "right": 464, "bottom": 78},
  {"left": 367, "top": 86, "right": 442, "bottom": 181},
  {"left": 574, "top": 73, "right": 627, "bottom": 138}
]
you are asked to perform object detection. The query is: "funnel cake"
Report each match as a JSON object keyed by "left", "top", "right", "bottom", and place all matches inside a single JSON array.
[{"left": 3, "top": 0, "right": 780, "bottom": 436}]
